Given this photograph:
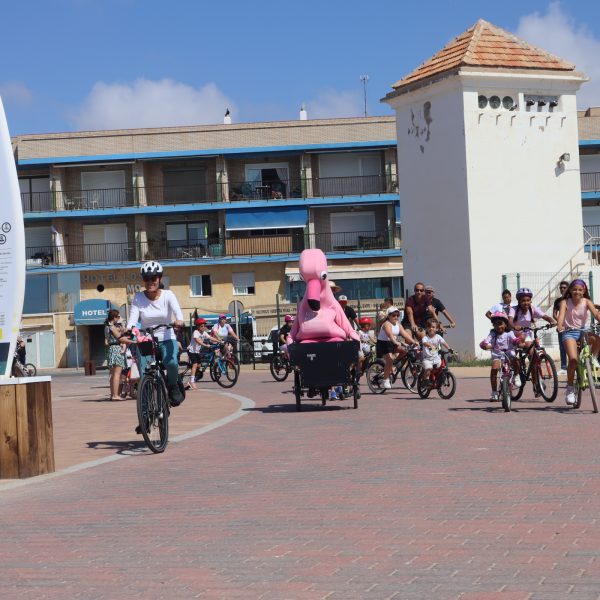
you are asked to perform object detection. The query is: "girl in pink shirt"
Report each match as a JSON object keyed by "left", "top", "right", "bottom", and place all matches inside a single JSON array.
[{"left": 556, "top": 279, "right": 600, "bottom": 406}]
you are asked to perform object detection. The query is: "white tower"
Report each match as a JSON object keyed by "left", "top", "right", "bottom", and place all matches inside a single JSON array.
[{"left": 383, "top": 20, "right": 588, "bottom": 356}]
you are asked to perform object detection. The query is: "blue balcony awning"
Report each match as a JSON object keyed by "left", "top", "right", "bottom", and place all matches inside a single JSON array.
[
  {"left": 395, "top": 202, "right": 401, "bottom": 224},
  {"left": 225, "top": 207, "right": 307, "bottom": 231}
]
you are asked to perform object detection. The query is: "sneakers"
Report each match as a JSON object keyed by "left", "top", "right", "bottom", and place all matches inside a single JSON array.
[
  {"left": 565, "top": 385, "right": 576, "bottom": 406},
  {"left": 490, "top": 391, "right": 499, "bottom": 402},
  {"left": 513, "top": 374, "right": 522, "bottom": 388},
  {"left": 558, "top": 368, "right": 567, "bottom": 376},
  {"left": 592, "top": 357, "right": 600, "bottom": 370},
  {"left": 169, "top": 385, "right": 184, "bottom": 407},
  {"left": 383, "top": 378, "right": 392, "bottom": 390},
  {"left": 329, "top": 389, "right": 338, "bottom": 400},
  {"left": 190, "top": 381, "right": 197, "bottom": 390}
]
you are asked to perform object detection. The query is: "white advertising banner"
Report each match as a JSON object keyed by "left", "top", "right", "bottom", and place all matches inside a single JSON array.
[{"left": 0, "top": 97, "right": 25, "bottom": 378}]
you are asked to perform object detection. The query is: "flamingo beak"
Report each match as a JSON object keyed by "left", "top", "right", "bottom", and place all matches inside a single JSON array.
[{"left": 306, "top": 279, "right": 322, "bottom": 311}]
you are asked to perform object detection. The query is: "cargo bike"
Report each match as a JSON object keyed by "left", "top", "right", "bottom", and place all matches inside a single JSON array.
[{"left": 289, "top": 341, "right": 360, "bottom": 411}]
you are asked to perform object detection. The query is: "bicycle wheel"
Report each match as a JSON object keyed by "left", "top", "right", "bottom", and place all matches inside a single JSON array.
[
  {"left": 573, "top": 367, "right": 583, "bottom": 409},
  {"left": 501, "top": 378, "right": 511, "bottom": 412},
  {"left": 510, "top": 367, "right": 526, "bottom": 401},
  {"left": 179, "top": 363, "right": 192, "bottom": 388},
  {"left": 437, "top": 371, "right": 456, "bottom": 399},
  {"left": 534, "top": 353, "right": 558, "bottom": 402},
  {"left": 401, "top": 362, "right": 421, "bottom": 393},
  {"left": 24, "top": 363, "right": 37, "bottom": 376},
  {"left": 137, "top": 374, "right": 169, "bottom": 453},
  {"left": 212, "top": 358, "right": 238, "bottom": 388},
  {"left": 270, "top": 355, "right": 289, "bottom": 382},
  {"left": 584, "top": 358, "right": 599, "bottom": 413},
  {"left": 417, "top": 376, "right": 431, "bottom": 398},
  {"left": 366, "top": 360, "right": 386, "bottom": 394}
]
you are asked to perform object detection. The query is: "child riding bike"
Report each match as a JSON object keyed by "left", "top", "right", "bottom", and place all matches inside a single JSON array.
[
  {"left": 508, "top": 287, "right": 556, "bottom": 347},
  {"left": 357, "top": 316, "right": 376, "bottom": 374},
  {"left": 417, "top": 318, "right": 451, "bottom": 385},
  {"left": 556, "top": 279, "right": 600, "bottom": 406},
  {"left": 480, "top": 312, "right": 522, "bottom": 401}
]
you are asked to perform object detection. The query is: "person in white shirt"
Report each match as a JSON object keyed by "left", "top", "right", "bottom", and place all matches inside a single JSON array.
[
  {"left": 418, "top": 318, "right": 450, "bottom": 383},
  {"left": 485, "top": 289, "right": 515, "bottom": 320},
  {"left": 187, "top": 318, "right": 219, "bottom": 389},
  {"left": 126, "top": 261, "right": 185, "bottom": 406}
]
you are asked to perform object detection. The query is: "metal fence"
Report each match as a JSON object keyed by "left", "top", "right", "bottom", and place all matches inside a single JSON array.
[
  {"left": 21, "top": 174, "right": 398, "bottom": 213},
  {"left": 25, "top": 228, "right": 400, "bottom": 268},
  {"left": 581, "top": 172, "right": 600, "bottom": 193}
]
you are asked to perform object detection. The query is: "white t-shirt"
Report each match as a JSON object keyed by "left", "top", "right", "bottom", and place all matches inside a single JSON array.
[
  {"left": 127, "top": 290, "right": 184, "bottom": 342},
  {"left": 421, "top": 333, "right": 444, "bottom": 360},
  {"left": 188, "top": 330, "right": 213, "bottom": 353},
  {"left": 489, "top": 302, "right": 515, "bottom": 316},
  {"left": 212, "top": 322, "right": 234, "bottom": 339}
]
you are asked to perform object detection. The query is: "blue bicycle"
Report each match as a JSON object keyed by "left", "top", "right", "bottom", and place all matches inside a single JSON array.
[{"left": 180, "top": 343, "right": 238, "bottom": 389}]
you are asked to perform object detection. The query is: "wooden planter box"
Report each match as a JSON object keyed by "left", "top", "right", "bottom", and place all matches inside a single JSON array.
[{"left": 0, "top": 378, "right": 55, "bottom": 479}]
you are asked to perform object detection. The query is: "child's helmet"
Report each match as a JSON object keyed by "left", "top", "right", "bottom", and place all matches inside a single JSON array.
[
  {"left": 358, "top": 317, "right": 372, "bottom": 326},
  {"left": 490, "top": 311, "right": 509, "bottom": 324},
  {"left": 284, "top": 314, "right": 294, "bottom": 322},
  {"left": 195, "top": 318, "right": 207, "bottom": 325},
  {"left": 516, "top": 287, "right": 533, "bottom": 299}
]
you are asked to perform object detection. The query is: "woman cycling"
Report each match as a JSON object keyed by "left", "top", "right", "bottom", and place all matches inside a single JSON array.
[
  {"left": 376, "top": 306, "right": 416, "bottom": 389},
  {"left": 556, "top": 279, "right": 600, "bottom": 406},
  {"left": 126, "top": 261, "right": 185, "bottom": 406},
  {"left": 211, "top": 313, "right": 240, "bottom": 357}
]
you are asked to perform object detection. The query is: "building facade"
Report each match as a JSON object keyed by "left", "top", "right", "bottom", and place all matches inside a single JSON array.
[{"left": 14, "top": 117, "right": 403, "bottom": 367}]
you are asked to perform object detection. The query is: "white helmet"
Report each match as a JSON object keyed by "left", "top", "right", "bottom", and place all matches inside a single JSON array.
[{"left": 140, "top": 261, "right": 163, "bottom": 278}]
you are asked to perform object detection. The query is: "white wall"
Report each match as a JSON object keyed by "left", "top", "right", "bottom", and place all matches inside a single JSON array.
[
  {"left": 387, "top": 70, "right": 586, "bottom": 357},
  {"left": 389, "top": 78, "right": 476, "bottom": 354}
]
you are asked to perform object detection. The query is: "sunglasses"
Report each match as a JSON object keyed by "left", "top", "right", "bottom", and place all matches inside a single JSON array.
[
  {"left": 425, "top": 290, "right": 434, "bottom": 294},
  {"left": 414, "top": 289, "right": 425, "bottom": 293},
  {"left": 143, "top": 276, "right": 159, "bottom": 282}
]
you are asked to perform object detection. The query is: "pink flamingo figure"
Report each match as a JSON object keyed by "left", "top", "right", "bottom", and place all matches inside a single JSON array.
[{"left": 289, "top": 249, "right": 359, "bottom": 344}]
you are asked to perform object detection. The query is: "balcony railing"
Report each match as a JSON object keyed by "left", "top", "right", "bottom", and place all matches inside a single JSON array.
[
  {"left": 25, "top": 229, "right": 400, "bottom": 267},
  {"left": 581, "top": 172, "right": 600, "bottom": 193},
  {"left": 21, "top": 174, "right": 398, "bottom": 213}
]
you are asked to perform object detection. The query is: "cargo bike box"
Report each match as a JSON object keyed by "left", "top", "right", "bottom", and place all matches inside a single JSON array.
[{"left": 289, "top": 341, "right": 360, "bottom": 411}]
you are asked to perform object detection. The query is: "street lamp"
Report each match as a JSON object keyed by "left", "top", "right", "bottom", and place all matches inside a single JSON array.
[{"left": 360, "top": 74, "right": 369, "bottom": 117}]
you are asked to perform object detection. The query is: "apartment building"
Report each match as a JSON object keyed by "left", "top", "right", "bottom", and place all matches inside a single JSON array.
[{"left": 14, "top": 116, "right": 403, "bottom": 367}]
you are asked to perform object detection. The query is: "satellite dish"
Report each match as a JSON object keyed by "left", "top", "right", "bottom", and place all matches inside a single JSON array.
[{"left": 228, "top": 300, "right": 244, "bottom": 315}]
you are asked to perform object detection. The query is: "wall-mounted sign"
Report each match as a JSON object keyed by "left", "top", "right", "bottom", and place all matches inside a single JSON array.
[
  {"left": 73, "top": 299, "right": 117, "bottom": 325},
  {"left": 0, "top": 97, "right": 25, "bottom": 378}
]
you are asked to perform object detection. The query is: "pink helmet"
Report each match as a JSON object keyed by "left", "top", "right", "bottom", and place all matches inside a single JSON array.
[
  {"left": 490, "top": 311, "right": 509, "bottom": 324},
  {"left": 284, "top": 314, "right": 294, "bottom": 322}
]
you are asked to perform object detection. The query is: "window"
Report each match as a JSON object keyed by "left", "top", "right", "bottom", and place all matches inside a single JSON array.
[
  {"left": 23, "top": 272, "right": 80, "bottom": 314},
  {"left": 19, "top": 176, "right": 51, "bottom": 211},
  {"left": 163, "top": 169, "right": 206, "bottom": 204},
  {"left": 81, "top": 170, "right": 126, "bottom": 208},
  {"left": 166, "top": 222, "right": 208, "bottom": 248},
  {"left": 245, "top": 162, "right": 289, "bottom": 199},
  {"left": 330, "top": 211, "right": 376, "bottom": 249},
  {"left": 190, "top": 275, "right": 212, "bottom": 297},
  {"left": 232, "top": 272, "right": 255, "bottom": 295},
  {"left": 83, "top": 224, "right": 128, "bottom": 262}
]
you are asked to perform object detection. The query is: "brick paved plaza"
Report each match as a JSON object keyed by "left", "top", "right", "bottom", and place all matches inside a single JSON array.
[{"left": 1, "top": 367, "right": 600, "bottom": 599}]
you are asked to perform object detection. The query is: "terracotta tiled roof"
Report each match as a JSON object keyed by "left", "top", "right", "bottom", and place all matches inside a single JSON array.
[{"left": 392, "top": 19, "right": 576, "bottom": 90}]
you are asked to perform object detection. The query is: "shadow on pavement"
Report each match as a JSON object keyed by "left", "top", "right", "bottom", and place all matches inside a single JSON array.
[
  {"left": 87, "top": 440, "right": 148, "bottom": 454},
  {"left": 244, "top": 403, "right": 352, "bottom": 413}
]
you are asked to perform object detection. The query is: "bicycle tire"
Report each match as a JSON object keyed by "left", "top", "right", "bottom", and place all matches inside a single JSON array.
[
  {"left": 366, "top": 360, "right": 386, "bottom": 394},
  {"left": 24, "top": 363, "right": 37, "bottom": 376},
  {"left": 501, "top": 378, "right": 511, "bottom": 412},
  {"left": 510, "top": 366, "right": 526, "bottom": 401},
  {"left": 417, "top": 377, "right": 431, "bottom": 399},
  {"left": 573, "top": 367, "right": 583, "bottom": 409},
  {"left": 535, "top": 352, "right": 558, "bottom": 402},
  {"left": 137, "top": 374, "right": 169, "bottom": 453},
  {"left": 437, "top": 371, "right": 456, "bottom": 399},
  {"left": 584, "top": 358, "right": 599, "bottom": 413},
  {"left": 270, "top": 355, "right": 289, "bottom": 382},
  {"left": 212, "top": 358, "right": 238, "bottom": 388},
  {"left": 401, "top": 361, "right": 421, "bottom": 393}
]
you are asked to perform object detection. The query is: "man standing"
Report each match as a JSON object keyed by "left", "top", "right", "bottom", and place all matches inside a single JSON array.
[
  {"left": 425, "top": 285, "right": 456, "bottom": 330},
  {"left": 552, "top": 280, "right": 569, "bottom": 375},
  {"left": 338, "top": 295, "right": 358, "bottom": 329},
  {"left": 402, "top": 282, "right": 431, "bottom": 332}
]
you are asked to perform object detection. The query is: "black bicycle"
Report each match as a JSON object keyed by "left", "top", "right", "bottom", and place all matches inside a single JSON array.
[
  {"left": 270, "top": 351, "right": 292, "bottom": 382},
  {"left": 510, "top": 324, "right": 558, "bottom": 403},
  {"left": 366, "top": 345, "right": 421, "bottom": 394},
  {"left": 134, "top": 324, "right": 186, "bottom": 453}
]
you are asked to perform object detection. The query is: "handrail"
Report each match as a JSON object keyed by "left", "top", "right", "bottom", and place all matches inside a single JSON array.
[{"left": 532, "top": 230, "right": 596, "bottom": 310}]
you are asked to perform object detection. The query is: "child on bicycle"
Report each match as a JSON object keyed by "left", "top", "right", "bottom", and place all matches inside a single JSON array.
[
  {"left": 508, "top": 287, "right": 556, "bottom": 347},
  {"left": 418, "top": 318, "right": 450, "bottom": 385},
  {"left": 357, "top": 316, "right": 376, "bottom": 373},
  {"left": 187, "top": 318, "right": 219, "bottom": 389},
  {"left": 480, "top": 312, "right": 522, "bottom": 401},
  {"left": 556, "top": 279, "right": 600, "bottom": 406}
]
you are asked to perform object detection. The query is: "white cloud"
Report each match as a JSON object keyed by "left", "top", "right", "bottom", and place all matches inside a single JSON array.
[
  {"left": 307, "top": 88, "right": 364, "bottom": 119},
  {"left": 516, "top": 1, "right": 600, "bottom": 109},
  {"left": 73, "top": 78, "right": 237, "bottom": 130},
  {"left": 0, "top": 81, "right": 33, "bottom": 104}
]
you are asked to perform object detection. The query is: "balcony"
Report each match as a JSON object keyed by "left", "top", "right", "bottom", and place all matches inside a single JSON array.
[
  {"left": 582, "top": 172, "right": 600, "bottom": 193},
  {"left": 24, "top": 229, "right": 400, "bottom": 268},
  {"left": 21, "top": 174, "right": 398, "bottom": 213}
]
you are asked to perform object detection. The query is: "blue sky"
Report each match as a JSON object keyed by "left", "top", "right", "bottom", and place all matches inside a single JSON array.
[{"left": 1, "top": 0, "right": 599, "bottom": 135}]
